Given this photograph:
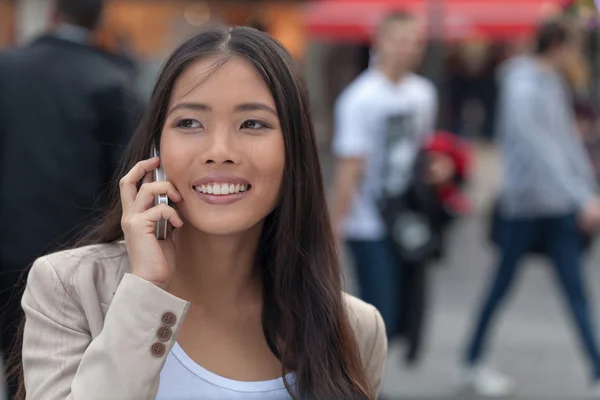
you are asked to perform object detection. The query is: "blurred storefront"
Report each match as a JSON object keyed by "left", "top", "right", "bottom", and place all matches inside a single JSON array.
[
  {"left": 9, "top": 0, "right": 308, "bottom": 97},
  {"left": 304, "top": 0, "right": 569, "bottom": 43},
  {"left": 98, "top": 0, "right": 307, "bottom": 59},
  {"left": 99, "top": 0, "right": 308, "bottom": 100},
  {"left": 11, "top": 0, "right": 307, "bottom": 58}
]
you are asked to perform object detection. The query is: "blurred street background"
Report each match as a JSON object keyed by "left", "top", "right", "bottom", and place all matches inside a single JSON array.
[
  {"left": 3, "top": 0, "right": 600, "bottom": 399},
  {"left": 330, "top": 145, "right": 600, "bottom": 399}
]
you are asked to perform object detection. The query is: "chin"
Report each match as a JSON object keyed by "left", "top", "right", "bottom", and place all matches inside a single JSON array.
[{"left": 186, "top": 215, "right": 263, "bottom": 237}]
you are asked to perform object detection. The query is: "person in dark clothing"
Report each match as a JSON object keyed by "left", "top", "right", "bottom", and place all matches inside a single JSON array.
[
  {"left": 382, "top": 131, "right": 472, "bottom": 365},
  {"left": 447, "top": 47, "right": 500, "bottom": 141},
  {"left": 0, "top": 1, "right": 139, "bottom": 397}
]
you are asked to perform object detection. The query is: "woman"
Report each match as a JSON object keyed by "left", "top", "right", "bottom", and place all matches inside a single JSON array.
[{"left": 14, "top": 26, "right": 387, "bottom": 399}]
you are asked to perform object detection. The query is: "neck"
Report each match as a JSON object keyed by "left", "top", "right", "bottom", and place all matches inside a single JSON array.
[
  {"left": 167, "top": 223, "right": 264, "bottom": 313},
  {"left": 376, "top": 61, "right": 409, "bottom": 83},
  {"left": 54, "top": 22, "right": 93, "bottom": 44},
  {"left": 535, "top": 53, "right": 559, "bottom": 72}
]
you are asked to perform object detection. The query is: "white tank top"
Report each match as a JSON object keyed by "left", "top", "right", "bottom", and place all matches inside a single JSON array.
[{"left": 156, "top": 342, "right": 295, "bottom": 400}]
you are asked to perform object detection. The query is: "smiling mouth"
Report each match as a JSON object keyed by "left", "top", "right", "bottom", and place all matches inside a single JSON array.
[{"left": 193, "top": 183, "right": 252, "bottom": 196}]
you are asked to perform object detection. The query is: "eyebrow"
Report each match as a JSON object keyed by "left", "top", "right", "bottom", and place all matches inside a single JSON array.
[
  {"left": 168, "top": 103, "right": 209, "bottom": 115},
  {"left": 234, "top": 103, "right": 278, "bottom": 117},
  {"left": 168, "top": 102, "right": 278, "bottom": 117}
]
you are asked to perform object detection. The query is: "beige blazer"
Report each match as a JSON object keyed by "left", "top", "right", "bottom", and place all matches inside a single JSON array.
[{"left": 21, "top": 242, "right": 387, "bottom": 400}]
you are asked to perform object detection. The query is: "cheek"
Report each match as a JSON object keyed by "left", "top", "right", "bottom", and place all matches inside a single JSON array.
[
  {"left": 428, "top": 153, "right": 448, "bottom": 168},
  {"left": 436, "top": 154, "right": 452, "bottom": 167},
  {"left": 250, "top": 136, "right": 285, "bottom": 199},
  {"left": 381, "top": 41, "right": 395, "bottom": 56},
  {"left": 159, "top": 131, "right": 196, "bottom": 187}
]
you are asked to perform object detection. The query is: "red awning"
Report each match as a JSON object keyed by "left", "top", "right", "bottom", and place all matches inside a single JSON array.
[{"left": 304, "top": 0, "right": 570, "bottom": 43}]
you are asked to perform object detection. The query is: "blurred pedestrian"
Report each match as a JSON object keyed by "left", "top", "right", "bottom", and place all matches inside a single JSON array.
[
  {"left": 0, "top": 0, "right": 138, "bottom": 397},
  {"left": 330, "top": 11, "right": 438, "bottom": 341},
  {"left": 463, "top": 19, "right": 600, "bottom": 397},
  {"left": 378, "top": 130, "right": 472, "bottom": 364}
]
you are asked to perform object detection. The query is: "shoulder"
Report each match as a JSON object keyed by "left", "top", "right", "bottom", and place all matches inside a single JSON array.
[
  {"left": 33, "top": 36, "right": 130, "bottom": 85},
  {"left": 342, "top": 293, "right": 387, "bottom": 394},
  {"left": 406, "top": 73, "right": 435, "bottom": 89},
  {"left": 406, "top": 74, "right": 437, "bottom": 99},
  {"left": 336, "top": 71, "right": 382, "bottom": 112},
  {"left": 40, "top": 242, "right": 128, "bottom": 277},
  {"left": 343, "top": 292, "right": 387, "bottom": 355},
  {"left": 501, "top": 77, "right": 538, "bottom": 105},
  {"left": 28, "top": 242, "right": 129, "bottom": 307},
  {"left": 80, "top": 50, "right": 132, "bottom": 91}
]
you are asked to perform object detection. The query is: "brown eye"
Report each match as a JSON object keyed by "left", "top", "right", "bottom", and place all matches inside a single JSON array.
[
  {"left": 241, "top": 120, "right": 267, "bottom": 130},
  {"left": 176, "top": 119, "right": 202, "bottom": 129}
]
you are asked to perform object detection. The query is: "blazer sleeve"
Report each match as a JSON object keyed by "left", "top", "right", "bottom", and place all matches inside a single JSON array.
[
  {"left": 22, "top": 257, "right": 189, "bottom": 400},
  {"left": 364, "top": 306, "right": 387, "bottom": 396}
]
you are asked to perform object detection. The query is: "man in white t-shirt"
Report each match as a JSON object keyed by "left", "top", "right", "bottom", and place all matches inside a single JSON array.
[{"left": 331, "top": 11, "right": 438, "bottom": 338}]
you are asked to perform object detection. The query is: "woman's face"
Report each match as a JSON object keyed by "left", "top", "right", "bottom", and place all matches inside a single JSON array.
[{"left": 160, "top": 56, "right": 285, "bottom": 235}]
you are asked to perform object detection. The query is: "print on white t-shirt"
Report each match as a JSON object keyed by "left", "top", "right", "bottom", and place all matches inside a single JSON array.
[{"left": 382, "top": 113, "right": 418, "bottom": 196}]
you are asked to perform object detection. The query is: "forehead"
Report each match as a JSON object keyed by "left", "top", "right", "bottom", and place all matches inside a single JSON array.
[
  {"left": 169, "top": 55, "right": 275, "bottom": 107},
  {"left": 380, "top": 18, "right": 423, "bottom": 40}
]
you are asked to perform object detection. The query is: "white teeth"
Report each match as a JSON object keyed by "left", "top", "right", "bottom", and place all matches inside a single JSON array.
[{"left": 194, "top": 183, "right": 250, "bottom": 195}]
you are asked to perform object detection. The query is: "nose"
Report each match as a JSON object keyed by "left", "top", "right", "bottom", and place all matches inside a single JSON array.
[{"left": 201, "top": 128, "right": 241, "bottom": 165}]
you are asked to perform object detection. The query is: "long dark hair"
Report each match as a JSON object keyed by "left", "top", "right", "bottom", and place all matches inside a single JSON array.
[{"left": 10, "top": 25, "right": 373, "bottom": 400}]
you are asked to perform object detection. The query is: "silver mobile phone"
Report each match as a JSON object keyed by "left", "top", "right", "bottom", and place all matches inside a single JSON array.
[{"left": 151, "top": 144, "right": 169, "bottom": 240}]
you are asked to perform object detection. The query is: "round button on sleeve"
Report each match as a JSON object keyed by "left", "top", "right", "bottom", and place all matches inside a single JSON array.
[
  {"left": 157, "top": 326, "right": 173, "bottom": 342},
  {"left": 161, "top": 311, "right": 177, "bottom": 327},
  {"left": 150, "top": 342, "right": 166, "bottom": 357}
]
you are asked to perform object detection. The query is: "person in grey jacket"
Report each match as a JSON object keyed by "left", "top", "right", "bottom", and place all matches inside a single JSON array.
[{"left": 462, "top": 19, "right": 600, "bottom": 397}]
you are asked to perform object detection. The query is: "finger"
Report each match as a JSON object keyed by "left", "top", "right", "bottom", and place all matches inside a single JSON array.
[
  {"left": 141, "top": 170, "right": 153, "bottom": 186},
  {"left": 120, "top": 158, "right": 160, "bottom": 213},
  {"left": 144, "top": 204, "right": 184, "bottom": 228},
  {"left": 133, "top": 181, "right": 182, "bottom": 213},
  {"left": 166, "top": 222, "right": 180, "bottom": 241}
]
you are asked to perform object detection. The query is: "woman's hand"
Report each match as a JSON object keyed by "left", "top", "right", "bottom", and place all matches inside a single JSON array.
[{"left": 120, "top": 157, "right": 183, "bottom": 290}]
